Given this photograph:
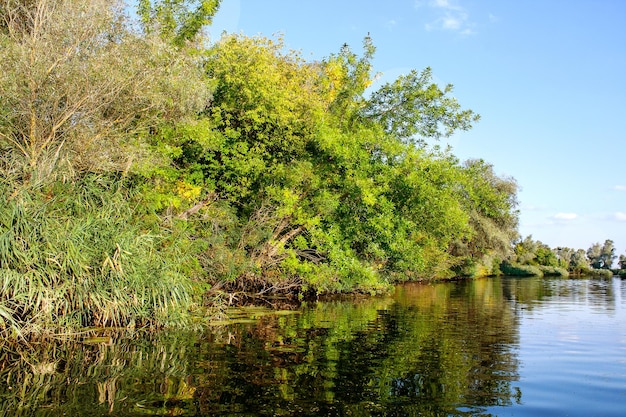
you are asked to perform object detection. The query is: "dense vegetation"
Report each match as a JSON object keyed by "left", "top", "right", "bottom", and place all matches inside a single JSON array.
[
  {"left": 5, "top": 0, "right": 617, "bottom": 338},
  {"left": 503, "top": 236, "right": 619, "bottom": 278}
]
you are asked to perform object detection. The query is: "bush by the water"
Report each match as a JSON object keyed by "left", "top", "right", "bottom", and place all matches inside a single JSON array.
[
  {"left": 0, "top": 176, "right": 200, "bottom": 337},
  {"left": 500, "top": 262, "right": 543, "bottom": 277},
  {"left": 538, "top": 265, "right": 569, "bottom": 277},
  {"left": 586, "top": 269, "right": 614, "bottom": 278}
]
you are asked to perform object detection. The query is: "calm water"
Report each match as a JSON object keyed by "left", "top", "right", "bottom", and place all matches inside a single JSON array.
[{"left": 1, "top": 277, "right": 625, "bottom": 416}]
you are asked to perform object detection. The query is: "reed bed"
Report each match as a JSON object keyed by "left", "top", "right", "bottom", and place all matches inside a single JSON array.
[{"left": 0, "top": 175, "right": 197, "bottom": 338}]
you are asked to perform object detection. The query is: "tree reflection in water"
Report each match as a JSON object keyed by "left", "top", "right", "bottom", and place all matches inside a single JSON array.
[{"left": 0, "top": 278, "right": 527, "bottom": 416}]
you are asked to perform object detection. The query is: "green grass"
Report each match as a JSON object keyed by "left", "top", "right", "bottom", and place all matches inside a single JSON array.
[{"left": 0, "top": 175, "right": 199, "bottom": 338}]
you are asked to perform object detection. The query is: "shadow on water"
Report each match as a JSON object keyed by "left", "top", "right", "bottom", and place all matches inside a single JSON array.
[{"left": 3, "top": 277, "right": 617, "bottom": 416}]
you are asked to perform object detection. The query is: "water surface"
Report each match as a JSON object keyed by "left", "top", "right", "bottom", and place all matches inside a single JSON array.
[{"left": 1, "top": 277, "right": 624, "bottom": 416}]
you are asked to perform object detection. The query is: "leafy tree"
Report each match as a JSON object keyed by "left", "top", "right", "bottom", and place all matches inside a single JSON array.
[
  {"left": 535, "top": 244, "right": 558, "bottom": 267},
  {"left": 555, "top": 247, "right": 575, "bottom": 269},
  {"left": 360, "top": 67, "right": 480, "bottom": 145},
  {"left": 587, "top": 240, "right": 615, "bottom": 269},
  {"left": 166, "top": 34, "right": 345, "bottom": 289},
  {"left": 0, "top": 0, "right": 209, "bottom": 181},
  {"left": 137, "top": 0, "right": 221, "bottom": 46},
  {"left": 619, "top": 254, "right": 626, "bottom": 270},
  {"left": 321, "top": 37, "right": 376, "bottom": 124},
  {"left": 570, "top": 249, "right": 590, "bottom": 273},
  {"left": 513, "top": 236, "right": 540, "bottom": 265},
  {"left": 177, "top": 34, "right": 508, "bottom": 288},
  {"left": 319, "top": 130, "right": 470, "bottom": 280},
  {"left": 199, "top": 34, "right": 326, "bottom": 198},
  {"left": 512, "top": 236, "right": 557, "bottom": 266},
  {"left": 587, "top": 242, "right": 602, "bottom": 268},
  {"left": 600, "top": 239, "right": 617, "bottom": 269},
  {"left": 450, "top": 159, "right": 519, "bottom": 276}
]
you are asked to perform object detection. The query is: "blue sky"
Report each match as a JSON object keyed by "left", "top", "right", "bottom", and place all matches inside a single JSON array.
[{"left": 207, "top": 0, "right": 626, "bottom": 260}]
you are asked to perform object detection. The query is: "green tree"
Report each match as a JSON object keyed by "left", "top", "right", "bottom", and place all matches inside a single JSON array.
[
  {"left": 449, "top": 159, "right": 519, "bottom": 276},
  {"left": 0, "top": 0, "right": 209, "bottom": 181},
  {"left": 600, "top": 239, "right": 617, "bottom": 269},
  {"left": 360, "top": 67, "right": 480, "bottom": 145},
  {"left": 619, "top": 254, "right": 626, "bottom": 270},
  {"left": 570, "top": 249, "right": 590, "bottom": 273},
  {"left": 176, "top": 34, "right": 504, "bottom": 289},
  {"left": 168, "top": 34, "right": 347, "bottom": 290},
  {"left": 555, "top": 247, "right": 575, "bottom": 269},
  {"left": 198, "top": 35, "right": 326, "bottom": 197},
  {"left": 587, "top": 242, "right": 602, "bottom": 268},
  {"left": 535, "top": 244, "right": 558, "bottom": 267},
  {"left": 587, "top": 240, "right": 615, "bottom": 269},
  {"left": 513, "top": 236, "right": 540, "bottom": 265},
  {"left": 137, "top": 0, "right": 221, "bottom": 46},
  {"left": 321, "top": 36, "right": 376, "bottom": 124}
]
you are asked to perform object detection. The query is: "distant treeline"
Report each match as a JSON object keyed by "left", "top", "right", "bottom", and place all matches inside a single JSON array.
[
  {"left": 503, "top": 237, "right": 622, "bottom": 278},
  {"left": 1, "top": 0, "right": 533, "bottom": 337}
]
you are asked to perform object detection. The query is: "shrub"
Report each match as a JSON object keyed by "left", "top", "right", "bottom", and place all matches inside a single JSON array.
[
  {"left": 538, "top": 266, "right": 569, "bottom": 277},
  {"left": 500, "top": 262, "right": 543, "bottom": 277},
  {"left": 585, "top": 269, "right": 614, "bottom": 278}
]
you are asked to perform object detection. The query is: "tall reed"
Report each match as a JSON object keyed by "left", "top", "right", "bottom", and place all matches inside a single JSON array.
[{"left": 0, "top": 174, "right": 198, "bottom": 337}]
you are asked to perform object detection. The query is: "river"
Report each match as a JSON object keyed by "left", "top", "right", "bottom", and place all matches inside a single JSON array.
[{"left": 1, "top": 276, "right": 625, "bottom": 416}]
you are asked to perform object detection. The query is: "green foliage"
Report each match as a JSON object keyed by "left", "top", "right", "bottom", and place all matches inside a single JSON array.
[
  {"left": 196, "top": 35, "right": 325, "bottom": 199},
  {"left": 585, "top": 268, "right": 613, "bottom": 278},
  {"left": 179, "top": 33, "right": 499, "bottom": 290},
  {"left": 586, "top": 239, "right": 616, "bottom": 269},
  {"left": 569, "top": 249, "right": 590, "bottom": 274},
  {"left": 538, "top": 265, "right": 569, "bottom": 277},
  {"left": 535, "top": 246, "right": 559, "bottom": 267},
  {"left": 0, "top": 0, "right": 210, "bottom": 181},
  {"left": 555, "top": 247, "right": 575, "bottom": 269},
  {"left": 322, "top": 37, "right": 377, "bottom": 123},
  {"left": 0, "top": 175, "right": 199, "bottom": 336},
  {"left": 507, "top": 236, "right": 619, "bottom": 279},
  {"left": 361, "top": 67, "right": 480, "bottom": 144},
  {"left": 500, "top": 262, "right": 543, "bottom": 277},
  {"left": 449, "top": 159, "right": 519, "bottom": 275},
  {"left": 137, "top": 0, "right": 221, "bottom": 46}
]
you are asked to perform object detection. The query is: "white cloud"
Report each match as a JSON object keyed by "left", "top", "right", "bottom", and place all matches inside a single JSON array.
[
  {"left": 418, "top": 0, "right": 475, "bottom": 34},
  {"left": 433, "top": 0, "right": 451, "bottom": 8},
  {"left": 613, "top": 185, "right": 626, "bottom": 191},
  {"left": 615, "top": 212, "right": 626, "bottom": 222},
  {"left": 553, "top": 213, "right": 578, "bottom": 221},
  {"left": 431, "top": 0, "right": 463, "bottom": 11},
  {"left": 442, "top": 15, "right": 463, "bottom": 30}
]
